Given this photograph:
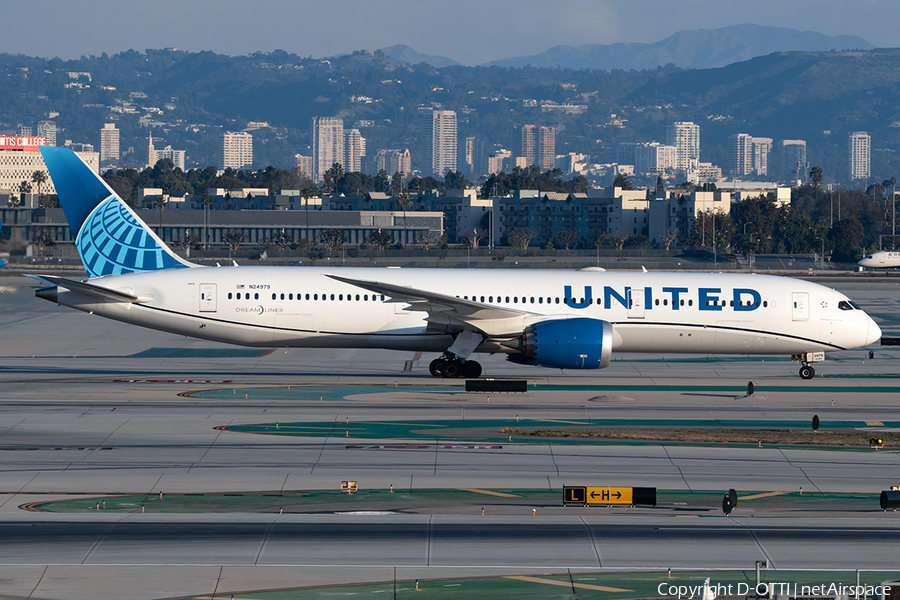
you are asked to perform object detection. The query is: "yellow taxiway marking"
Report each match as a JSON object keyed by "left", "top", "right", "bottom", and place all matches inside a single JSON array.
[
  {"left": 740, "top": 491, "right": 791, "bottom": 501},
  {"left": 460, "top": 488, "right": 520, "bottom": 498},
  {"left": 505, "top": 575, "right": 632, "bottom": 592},
  {"left": 535, "top": 419, "right": 593, "bottom": 425},
  {"left": 866, "top": 421, "right": 885, "bottom": 426}
]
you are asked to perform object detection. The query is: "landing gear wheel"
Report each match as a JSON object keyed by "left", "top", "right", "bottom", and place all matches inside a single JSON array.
[
  {"left": 461, "top": 360, "right": 482, "bottom": 379},
  {"left": 440, "top": 361, "right": 462, "bottom": 378},
  {"left": 799, "top": 365, "right": 815, "bottom": 380},
  {"left": 429, "top": 359, "right": 444, "bottom": 377}
]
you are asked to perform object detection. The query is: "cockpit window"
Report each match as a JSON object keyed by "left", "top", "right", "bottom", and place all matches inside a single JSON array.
[
  {"left": 849, "top": 301, "right": 862, "bottom": 310},
  {"left": 838, "top": 301, "right": 853, "bottom": 311},
  {"left": 866, "top": 255, "right": 874, "bottom": 259}
]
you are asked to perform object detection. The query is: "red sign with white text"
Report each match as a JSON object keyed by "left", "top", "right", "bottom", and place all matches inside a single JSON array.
[{"left": 0, "top": 136, "right": 47, "bottom": 151}]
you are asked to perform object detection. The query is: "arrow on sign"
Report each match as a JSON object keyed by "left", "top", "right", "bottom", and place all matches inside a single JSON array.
[{"left": 590, "top": 491, "right": 621, "bottom": 499}]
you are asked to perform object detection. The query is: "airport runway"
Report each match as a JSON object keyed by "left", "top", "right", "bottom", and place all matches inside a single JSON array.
[{"left": 1, "top": 274, "right": 899, "bottom": 599}]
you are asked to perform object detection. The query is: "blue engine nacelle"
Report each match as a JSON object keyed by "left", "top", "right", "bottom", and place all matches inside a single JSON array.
[{"left": 507, "top": 317, "right": 613, "bottom": 369}]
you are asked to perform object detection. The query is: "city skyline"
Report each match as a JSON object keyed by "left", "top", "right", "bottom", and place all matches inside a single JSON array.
[{"left": 2, "top": 0, "right": 899, "bottom": 67}]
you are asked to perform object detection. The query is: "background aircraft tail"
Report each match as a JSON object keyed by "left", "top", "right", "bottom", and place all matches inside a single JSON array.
[{"left": 40, "top": 146, "right": 196, "bottom": 278}]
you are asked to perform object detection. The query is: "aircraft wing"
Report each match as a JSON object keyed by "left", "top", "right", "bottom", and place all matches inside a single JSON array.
[
  {"left": 27, "top": 274, "right": 143, "bottom": 303},
  {"left": 325, "top": 274, "right": 530, "bottom": 326}
]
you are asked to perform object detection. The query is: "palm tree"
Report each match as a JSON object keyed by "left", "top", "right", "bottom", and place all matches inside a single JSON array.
[
  {"left": 155, "top": 196, "right": 168, "bottom": 237},
  {"left": 31, "top": 171, "right": 47, "bottom": 200},
  {"left": 809, "top": 166, "right": 823, "bottom": 189}
]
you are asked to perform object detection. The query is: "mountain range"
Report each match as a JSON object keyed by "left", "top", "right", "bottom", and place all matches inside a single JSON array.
[{"left": 382, "top": 24, "right": 875, "bottom": 71}]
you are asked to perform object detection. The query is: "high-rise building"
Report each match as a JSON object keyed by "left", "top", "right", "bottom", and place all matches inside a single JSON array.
[
  {"left": 311, "top": 116, "right": 344, "bottom": 182},
  {"left": 154, "top": 146, "right": 186, "bottom": 171},
  {"left": 37, "top": 121, "right": 57, "bottom": 146},
  {"left": 752, "top": 137, "right": 773, "bottom": 176},
  {"left": 372, "top": 149, "right": 412, "bottom": 177},
  {"left": 777, "top": 140, "right": 807, "bottom": 183},
  {"left": 537, "top": 126, "right": 556, "bottom": 170},
  {"left": 635, "top": 142, "right": 676, "bottom": 175},
  {"left": 518, "top": 125, "right": 556, "bottom": 171},
  {"left": 343, "top": 128, "right": 366, "bottom": 173},
  {"left": 520, "top": 125, "right": 537, "bottom": 166},
  {"left": 849, "top": 131, "right": 871, "bottom": 181},
  {"left": 17, "top": 125, "right": 32, "bottom": 137},
  {"left": 419, "top": 109, "right": 457, "bottom": 176},
  {"left": 100, "top": 123, "right": 120, "bottom": 163},
  {"left": 295, "top": 155, "right": 313, "bottom": 179},
  {"left": 219, "top": 131, "right": 253, "bottom": 169},
  {"left": 728, "top": 133, "right": 752, "bottom": 176},
  {"left": 616, "top": 142, "right": 637, "bottom": 166},
  {"left": 665, "top": 122, "right": 700, "bottom": 171},
  {"left": 728, "top": 133, "right": 772, "bottom": 177},
  {"left": 463, "top": 136, "right": 486, "bottom": 177}
]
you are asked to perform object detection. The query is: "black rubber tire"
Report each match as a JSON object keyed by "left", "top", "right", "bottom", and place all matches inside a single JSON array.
[
  {"left": 440, "top": 361, "right": 461, "bottom": 378},
  {"left": 429, "top": 359, "right": 444, "bottom": 377},
  {"left": 799, "top": 365, "right": 815, "bottom": 380},
  {"left": 462, "top": 361, "right": 482, "bottom": 379}
]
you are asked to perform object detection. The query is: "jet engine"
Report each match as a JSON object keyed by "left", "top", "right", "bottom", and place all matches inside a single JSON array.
[{"left": 507, "top": 317, "right": 613, "bottom": 369}]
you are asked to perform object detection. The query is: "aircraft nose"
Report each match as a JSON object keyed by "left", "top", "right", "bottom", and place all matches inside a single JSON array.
[{"left": 866, "top": 315, "right": 882, "bottom": 346}]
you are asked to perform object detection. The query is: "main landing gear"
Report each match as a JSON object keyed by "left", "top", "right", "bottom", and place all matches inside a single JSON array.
[
  {"left": 429, "top": 353, "right": 482, "bottom": 379},
  {"left": 799, "top": 362, "right": 815, "bottom": 380}
]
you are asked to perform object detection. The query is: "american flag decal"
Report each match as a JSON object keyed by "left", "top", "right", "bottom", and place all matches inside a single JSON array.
[{"left": 236, "top": 284, "right": 245, "bottom": 289}]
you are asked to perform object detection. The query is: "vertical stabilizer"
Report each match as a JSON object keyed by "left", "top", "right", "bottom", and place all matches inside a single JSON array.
[{"left": 40, "top": 146, "right": 195, "bottom": 277}]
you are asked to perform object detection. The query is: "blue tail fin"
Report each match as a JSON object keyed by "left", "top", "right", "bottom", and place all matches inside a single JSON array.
[{"left": 40, "top": 146, "right": 195, "bottom": 278}]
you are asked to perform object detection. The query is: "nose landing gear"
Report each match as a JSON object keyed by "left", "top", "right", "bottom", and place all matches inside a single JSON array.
[{"left": 799, "top": 363, "right": 815, "bottom": 380}]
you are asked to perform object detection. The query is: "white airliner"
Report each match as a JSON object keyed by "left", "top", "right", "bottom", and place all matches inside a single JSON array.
[
  {"left": 31, "top": 147, "right": 881, "bottom": 380},
  {"left": 859, "top": 251, "right": 900, "bottom": 268}
]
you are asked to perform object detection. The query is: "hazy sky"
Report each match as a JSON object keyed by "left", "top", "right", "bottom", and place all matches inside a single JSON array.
[{"left": 4, "top": 0, "right": 899, "bottom": 65}]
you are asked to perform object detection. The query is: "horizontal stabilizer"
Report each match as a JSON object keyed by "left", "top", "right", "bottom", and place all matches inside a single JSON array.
[{"left": 27, "top": 274, "right": 142, "bottom": 303}]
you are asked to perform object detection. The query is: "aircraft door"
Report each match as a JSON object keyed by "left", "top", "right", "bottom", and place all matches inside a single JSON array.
[
  {"left": 199, "top": 284, "right": 217, "bottom": 313},
  {"left": 791, "top": 292, "right": 808, "bottom": 321},
  {"left": 627, "top": 288, "right": 645, "bottom": 319}
]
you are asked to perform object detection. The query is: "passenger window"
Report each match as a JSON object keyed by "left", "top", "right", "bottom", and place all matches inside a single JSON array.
[
  {"left": 272, "top": 293, "right": 276, "bottom": 300},
  {"left": 555, "top": 298, "right": 559, "bottom": 304},
  {"left": 356, "top": 294, "right": 360, "bottom": 301},
  {"left": 254, "top": 293, "right": 259, "bottom": 300},
  {"left": 314, "top": 294, "right": 318, "bottom": 300},
  {"left": 505, "top": 296, "right": 510, "bottom": 303},
  {"left": 364, "top": 294, "right": 368, "bottom": 301},
  {"left": 730, "top": 300, "right": 734, "bottom": 307},
  {"left": 763, "top": 301, "right": 767, "bottom": 307},
  {"left": 306, "top": 294, "right": 310, "bottom": 300},
  {"left": 688, "top": 300, "right": 693, "bottom": 306},
  {"left": 480, "top": 296, "right": 485, "bottom": 302},
  {"left": 339, "top": 294, "right": 343, "bottom": 301},
  {"left": 513, "top": 297, "right": 518, "bottom": 303},
  {"left": 331, "top": 294, "right": 335, "bottom": 300},
  {"left": 489, "top": 296, "right": 493, "bottom": 303},
  {"left": 281, "top": 293, "right": 285, "bottom": 300},
  {"left": 228, "top": 292, "right": 232, "bottom": 299},
  {"left": 289, "top": 294, "right": 293, "bottom": 300}
]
